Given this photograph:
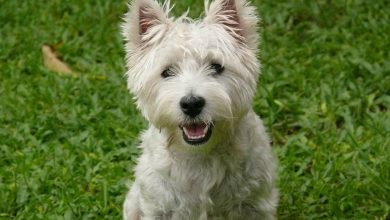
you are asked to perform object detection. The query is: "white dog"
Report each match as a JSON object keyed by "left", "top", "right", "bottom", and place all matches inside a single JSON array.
[{"left": 121, "top": 0, "right": 278, "bottom": 219}]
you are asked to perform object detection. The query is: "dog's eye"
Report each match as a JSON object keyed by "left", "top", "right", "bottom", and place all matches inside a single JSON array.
[
  {"left": 210, "top": 63, "right": 224, "bottom": 75},
  {"left": 161, "top": 68, "right": 175, "bottom": 78}
]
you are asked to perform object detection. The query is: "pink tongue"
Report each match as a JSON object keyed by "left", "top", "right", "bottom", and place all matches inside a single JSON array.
[{"left": 185, "top": 123, "right": 206, "bottom": 137}]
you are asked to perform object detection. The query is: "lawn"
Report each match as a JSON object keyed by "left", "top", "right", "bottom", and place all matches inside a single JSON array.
[{"left": 0, "top": 0, "right": 389, "bottom": 219}]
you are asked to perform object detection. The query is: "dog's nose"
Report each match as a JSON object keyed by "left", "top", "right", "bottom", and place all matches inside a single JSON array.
[{"left": 180, "top": 95, "right": 205, "bottom": 118}]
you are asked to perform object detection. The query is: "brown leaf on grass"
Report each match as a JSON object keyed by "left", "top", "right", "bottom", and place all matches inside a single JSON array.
[{"left": 42, "top": 44, "right": 73, "bottom": 75}]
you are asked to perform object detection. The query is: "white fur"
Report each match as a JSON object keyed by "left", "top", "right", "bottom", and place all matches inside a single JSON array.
[{"left": 122, "top": 0, "right": 278, "bottom": 219}]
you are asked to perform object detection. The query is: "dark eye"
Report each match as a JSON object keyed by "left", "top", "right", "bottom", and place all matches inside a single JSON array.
[
  {"left": 210, "top": 63, "right": 224, "bottom": 75},
  {"left": 161, "top": 68, "right": 175, "bottom": 78}
]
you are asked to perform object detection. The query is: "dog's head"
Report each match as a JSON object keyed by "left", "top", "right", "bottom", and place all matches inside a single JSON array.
[{"left": 122, "top": 0, "right": 260, "bottom": 149}]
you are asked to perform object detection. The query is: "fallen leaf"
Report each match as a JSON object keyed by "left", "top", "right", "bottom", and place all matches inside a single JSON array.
[{"left": 42, "top": 44, "right": 73, "bottom": 75}]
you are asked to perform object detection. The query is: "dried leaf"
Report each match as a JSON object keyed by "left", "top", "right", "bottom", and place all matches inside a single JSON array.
[{"left": 42, "top": 44, "right": 73, "bottom": 75}]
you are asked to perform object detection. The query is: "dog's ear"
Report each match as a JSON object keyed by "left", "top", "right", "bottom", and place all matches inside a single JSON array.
[
  {"left": 204, "top": 0, "right": 259, "bottom": 49},
  {"left": 122, "top": 0, "right": 169, "bottom": 49}
]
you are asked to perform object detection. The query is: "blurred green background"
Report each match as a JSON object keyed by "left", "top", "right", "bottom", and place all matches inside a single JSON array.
[{"left": 0, "top": 0, "right": 389, "bottom": 219}]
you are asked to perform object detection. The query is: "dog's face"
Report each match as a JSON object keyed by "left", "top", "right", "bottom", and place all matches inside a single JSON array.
[{"left": 122, "top": 0, "right": 260, "bottom": 148}]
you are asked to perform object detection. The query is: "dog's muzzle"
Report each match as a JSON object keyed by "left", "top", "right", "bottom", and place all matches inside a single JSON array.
[{"left": 179, "top": 95, "right": 213, "bottom": 145}]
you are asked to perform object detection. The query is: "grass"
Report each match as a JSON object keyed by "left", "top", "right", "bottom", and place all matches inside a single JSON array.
[{"left": 0, "top": 0, "right": 389, "bottom": 219}]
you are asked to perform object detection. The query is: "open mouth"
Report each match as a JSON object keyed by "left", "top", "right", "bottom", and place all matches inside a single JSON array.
[{"left": 180, "top": 122, "right": 213, "bottom": 145}]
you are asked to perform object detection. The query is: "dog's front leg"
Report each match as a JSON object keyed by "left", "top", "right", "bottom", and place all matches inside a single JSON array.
[
  {"left": 227, "top": 201, "right": 277, "bottom": 220},
  {"left": 123, "top": 184, "right": 141, "bottom": 220}
]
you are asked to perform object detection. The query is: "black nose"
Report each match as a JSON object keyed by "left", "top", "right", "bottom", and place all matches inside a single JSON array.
[{"left": 180, "top": 95, "right": 206, "bottom": 118}]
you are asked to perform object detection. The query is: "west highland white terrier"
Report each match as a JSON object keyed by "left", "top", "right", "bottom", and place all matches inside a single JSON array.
[{"left": 121, "top": 0, "right": 278, "bottom": 219}]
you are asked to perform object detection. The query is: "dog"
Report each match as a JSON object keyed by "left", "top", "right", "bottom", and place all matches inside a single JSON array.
[{"left": 121, "top": 0, "right": 278, "bottom": 219}]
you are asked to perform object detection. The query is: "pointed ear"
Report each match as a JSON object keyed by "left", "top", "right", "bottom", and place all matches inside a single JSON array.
[
  {"left": 204, "top": 0, "right": 259, "bottom": 49},
  {"left": 122, "top": 0, "right": 169, "bottom": 49}
]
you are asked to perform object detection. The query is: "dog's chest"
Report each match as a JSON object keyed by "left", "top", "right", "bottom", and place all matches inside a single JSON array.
[{"left": 160, "top": 157, "right": 253, "bottom": 216}]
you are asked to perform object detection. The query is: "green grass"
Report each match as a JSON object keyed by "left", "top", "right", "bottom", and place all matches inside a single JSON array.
[{"left": 0, "top": 0, "right": 389, "bottom": 219}]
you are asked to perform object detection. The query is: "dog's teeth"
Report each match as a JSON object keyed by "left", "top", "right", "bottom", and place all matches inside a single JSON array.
[
  {"left": 203, "top": 125, "right": 209, "bottom": 134},
  {"left": 183, "top": 125, "right": 207, "bottom": 139},
  {"left": 183, "top": 127, "right": 188, "bottom": 136}
]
